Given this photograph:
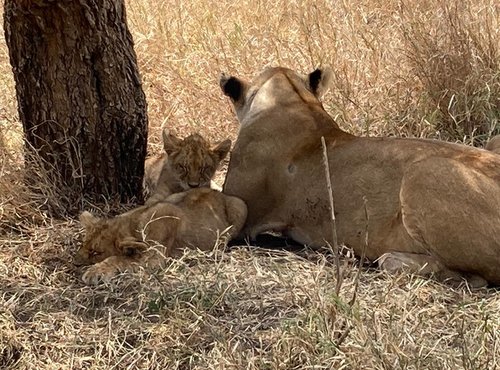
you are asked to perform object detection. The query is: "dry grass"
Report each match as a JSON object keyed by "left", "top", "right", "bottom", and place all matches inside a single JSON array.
[{"left": 1, "top": 0, "right": 500, "bottom": 368}]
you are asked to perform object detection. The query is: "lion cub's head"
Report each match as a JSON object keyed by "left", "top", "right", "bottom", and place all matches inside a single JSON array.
[
  {"left": 74, "top": 211, "right": 145, "bottom": 266},
  {"left": 162, "top": 130, "right": 231, "bottom": 192}
]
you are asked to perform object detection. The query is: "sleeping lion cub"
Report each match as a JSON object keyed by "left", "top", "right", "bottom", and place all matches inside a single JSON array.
[
  {"left": 74, "top": 188, "right": 247, "bottom": 285},
  {"left": 143, "top": 129, "right": 231, "bottom": 205}
]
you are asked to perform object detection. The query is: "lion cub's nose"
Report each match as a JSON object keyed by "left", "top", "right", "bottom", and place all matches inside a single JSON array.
[{"left": 188, "top": 182, "right": 199, "bottom": 188}]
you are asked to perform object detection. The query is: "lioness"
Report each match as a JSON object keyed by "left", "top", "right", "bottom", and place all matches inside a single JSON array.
[
  {"left": 220, "top": 66, "right": 500, "bottom": 287},
  {"left": 485, "top": 135, "right": 500, "bottom": 154},
  {"left": 144, "top": 129, "right": 231, "bottom": 205},
  {"left": 75, "top": 188, "right": 247, "bottom": 284}
]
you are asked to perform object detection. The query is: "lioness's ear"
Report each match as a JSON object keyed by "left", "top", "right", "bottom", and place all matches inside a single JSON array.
[
  {"left": 307, "top": 67, "right": 332, "bottom": 98},
  {"left": 118, "top": 239, "right": 148, "bottom": 257},
  {"left": 213, "top": 139, "right": 232, "bottom": 162},
  {"left": 162, "top": 129, "right": 181, "bottom": 155},
  {"left": 80, "top": 211, "right": 100, "bottom": 229},
  {"left": 220, "top": 73, "right": 245, "bottom": 103}
]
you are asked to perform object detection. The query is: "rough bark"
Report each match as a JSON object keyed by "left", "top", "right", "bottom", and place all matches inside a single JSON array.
[{"left": 4, "top": 0, "right": 148, "bottom": 215}]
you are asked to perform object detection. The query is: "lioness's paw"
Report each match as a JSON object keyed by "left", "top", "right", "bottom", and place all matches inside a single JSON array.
[{"left": 82, "top": 264, "right": 118, "bottom": 285}]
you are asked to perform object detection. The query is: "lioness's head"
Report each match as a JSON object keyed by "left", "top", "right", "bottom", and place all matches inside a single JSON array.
[
  {"left": 163, "top": 130, "right": 231, "bottom": 191},
  {"left": 220, "top": 67, "right": 332, "bottom": 123},
  {"left": 74, "top": 211, "right": 146, "bottom": 266}
]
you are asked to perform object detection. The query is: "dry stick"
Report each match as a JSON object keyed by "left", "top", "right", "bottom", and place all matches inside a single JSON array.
[
  {"left": 321, "top": 136, "right": 342, "bottom": 295},
  {"left": 322, "top": 136, "right": 352, "bottom": 347}
]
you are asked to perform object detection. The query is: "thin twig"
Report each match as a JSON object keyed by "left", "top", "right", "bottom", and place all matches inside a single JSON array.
[{"left": 321, "top": 136, "right": 342, "bottom": 295}]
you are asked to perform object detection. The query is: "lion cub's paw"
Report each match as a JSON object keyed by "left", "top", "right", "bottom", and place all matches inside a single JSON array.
[{"left": 82, "top": 263, "right": 118, "bottom": 285}]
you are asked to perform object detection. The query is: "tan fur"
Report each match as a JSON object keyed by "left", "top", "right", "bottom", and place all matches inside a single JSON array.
[
  {"left": 221, "top": 66, "right": 500, "bottom": 287},
  {"left": 485, "top": 135, "right": 500, "bottom": 154},
  {"left": 75, "top": 188, "right": 247, "bottom": 284},
  {"left": 143, "top": 153, "right": 167, "bottom": 198},
  {"left": 143, "top": 129, "right": 231, "bottom": 205}
]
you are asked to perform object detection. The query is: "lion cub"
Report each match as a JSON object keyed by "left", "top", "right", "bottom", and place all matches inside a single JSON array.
[
  {"left": 144, "top": 129, "right": 231, "bottom": 205},
  {"left": 74, "top": 188, "right": 247, "bottom": 285}
]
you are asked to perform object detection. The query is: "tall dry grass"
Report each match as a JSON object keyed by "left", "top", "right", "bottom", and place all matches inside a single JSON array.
[
  {"left": 399, "top": 1, "right": 500, "bottom": 143},
  {"left": 1, "top": 0, "right": 500, "bottom": 369},
  {"left": 125, "top": 0, "right": 499, "bottom": 147}
]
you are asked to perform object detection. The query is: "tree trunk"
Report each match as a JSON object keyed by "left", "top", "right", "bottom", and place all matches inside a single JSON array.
[{"left": 4, "top": 0, "right": 148, "bottom": 215}]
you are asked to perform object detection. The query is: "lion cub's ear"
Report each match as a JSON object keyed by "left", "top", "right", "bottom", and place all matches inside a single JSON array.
[
  {"left": 162, "top": 129, "right": 182, "bottom": 155},
  {"left": 307, "top": 67, "right": 332, "bottom": 98},
  {"left": 118, "top": 238, "right": 148, "bottom": 257},
  {"left": 80, "top": 211, "right": 100, "bottom": 230},
  {"left": 213, "top": 139, "right": 232, "bottom": 162}
]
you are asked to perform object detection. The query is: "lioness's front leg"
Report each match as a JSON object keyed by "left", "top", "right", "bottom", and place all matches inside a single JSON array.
[{"left": 82, "top": 256, "right": 143, "bottom": 285}]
